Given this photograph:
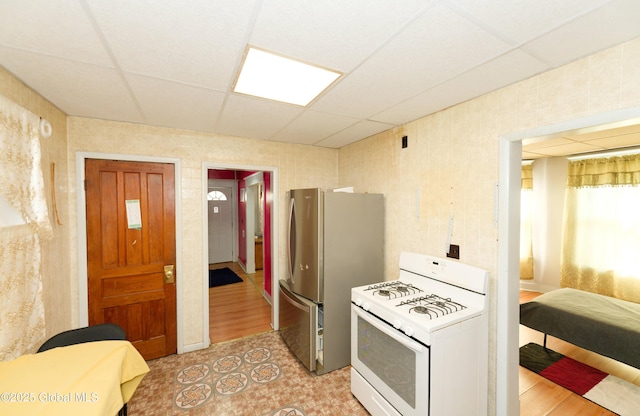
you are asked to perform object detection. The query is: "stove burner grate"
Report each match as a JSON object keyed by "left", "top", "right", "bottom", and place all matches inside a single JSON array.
[
  {"left": 365, "top": 281, "right": 423, "bottom": 299},
  {"left": 399, "top": 294, "right": 467, "bottom": 319}
]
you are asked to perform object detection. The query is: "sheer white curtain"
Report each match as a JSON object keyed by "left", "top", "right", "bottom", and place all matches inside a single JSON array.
[
  {"left": 561, "top": 154, "right": 640, "bottom": 303},
  {"left": 0, "top": 95, "right": 52, "bottom": 360}
]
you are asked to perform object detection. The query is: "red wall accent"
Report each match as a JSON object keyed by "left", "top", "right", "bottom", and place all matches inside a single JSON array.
[
  {"left": 208, "top": 169, "right": 235, "bottom": 180},
  {"left": 237, "top": 177, "right": 247, "bottom": 266},
  {"left": 263, "top": 172, "right": 272, "bottom": 297}
]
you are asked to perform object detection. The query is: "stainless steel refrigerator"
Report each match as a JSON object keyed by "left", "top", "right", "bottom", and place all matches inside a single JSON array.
[{"left": 279, "top": 188, "right": 384, "bottom": 374}]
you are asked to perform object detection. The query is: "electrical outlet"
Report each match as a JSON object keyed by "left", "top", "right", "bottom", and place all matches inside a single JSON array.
[{"left": 447, "top": 244, "right": 460, "bottom": 259}]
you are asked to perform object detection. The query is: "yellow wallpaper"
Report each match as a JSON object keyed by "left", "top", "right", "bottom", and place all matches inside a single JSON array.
[{"left": 66, "top": 117, "right": 339, "bottom": 346}]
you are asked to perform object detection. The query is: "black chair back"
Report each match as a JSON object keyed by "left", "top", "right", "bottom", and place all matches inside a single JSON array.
[{"left": 37, "top": 323, "right": 126, "bottom": 353}]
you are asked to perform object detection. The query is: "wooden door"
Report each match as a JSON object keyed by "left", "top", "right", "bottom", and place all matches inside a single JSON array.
[
  {"left": 86, "top": 159, "right": 176, "bottom": 360},
  {"left": 207, "top": 186, "right": 233, "bottom": 263}
]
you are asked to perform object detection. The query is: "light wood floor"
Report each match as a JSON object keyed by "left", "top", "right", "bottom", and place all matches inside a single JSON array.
[
  {"left": 519, "top": 290, "right": 640, "bottom": 415},
  {"left": 208, "top": 262, "right": 272, "bottom": 344}
]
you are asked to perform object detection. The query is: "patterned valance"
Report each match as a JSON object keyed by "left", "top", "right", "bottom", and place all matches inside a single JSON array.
[{"left": 566, "top": 154, "right": 640, "bottom": 188}]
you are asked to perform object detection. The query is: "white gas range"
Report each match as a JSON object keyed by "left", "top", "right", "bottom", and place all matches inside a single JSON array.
[{"left": 350, "top": 252, "right": 489, "bottom": 416}]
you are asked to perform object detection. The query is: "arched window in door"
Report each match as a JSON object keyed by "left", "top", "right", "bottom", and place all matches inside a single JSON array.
[{"left": 207, "top": 190, "right": 228, "bottom": 201}]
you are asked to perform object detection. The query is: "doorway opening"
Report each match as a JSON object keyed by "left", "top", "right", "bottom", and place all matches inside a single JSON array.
[
  {"left": 203, "top": 164, "right": 278, "bottom": 346},
  {"left": 497, "top": 107, "right": 640, "bottom": 415}
]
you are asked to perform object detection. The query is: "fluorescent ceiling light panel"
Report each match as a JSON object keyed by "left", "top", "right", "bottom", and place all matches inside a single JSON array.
[{"left": 234, "top": 47, "right": 341, "bottom": 106}]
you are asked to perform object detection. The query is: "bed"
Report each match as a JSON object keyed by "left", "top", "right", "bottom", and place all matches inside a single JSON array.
[{"left": 520, "top": 287, "right": 640, "bottom": 369}]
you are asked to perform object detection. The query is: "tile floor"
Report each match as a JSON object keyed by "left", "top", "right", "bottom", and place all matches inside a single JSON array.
[{"left": 128, "top": 330, "right": 370, "bottom": 415}]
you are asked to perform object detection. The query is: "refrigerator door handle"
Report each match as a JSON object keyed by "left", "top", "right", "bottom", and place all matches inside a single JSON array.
[
  {"left": 288, "top": 197, "right": 296, "bottom": 284},
  {"left": 280, "top": 282, "right": 308, "bottom": 312}
]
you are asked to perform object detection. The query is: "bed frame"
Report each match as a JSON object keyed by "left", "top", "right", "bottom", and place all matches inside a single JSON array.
[{"left": 520, "top": 288, "right": 640, "bottom": 369}]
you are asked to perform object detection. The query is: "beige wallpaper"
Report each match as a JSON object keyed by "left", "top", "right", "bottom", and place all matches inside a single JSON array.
[
  {"left": 66, "top": 117, "right": 339, "bottom": 346},
  {"left": 340, "top": 36, "right": 640, "bottom": 280}
]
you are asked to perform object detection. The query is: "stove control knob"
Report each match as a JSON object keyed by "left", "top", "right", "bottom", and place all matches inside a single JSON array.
[
  {"left": 362, "top": 302, "right": 371, "bottom": 311},
  {"left": 355, "top": 298, "right": 363, "bottom": 307},
  {"left": 393, "top": 319, "right": 403, "bottom": 329},
  {"left": 404, "top": 326, "right": 415, "bottom": 337}
]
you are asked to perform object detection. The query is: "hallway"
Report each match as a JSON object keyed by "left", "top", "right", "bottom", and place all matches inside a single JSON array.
[{"left": 209, "top": 262, "right": 272, "bottom": 344}]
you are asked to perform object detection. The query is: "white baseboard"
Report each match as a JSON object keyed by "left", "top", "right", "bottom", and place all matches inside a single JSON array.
[{"left": 182, "top": 342, "right": 207, "bottom": 354}]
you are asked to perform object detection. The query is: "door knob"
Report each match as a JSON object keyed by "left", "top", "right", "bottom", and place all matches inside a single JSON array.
[{"left": 164, "top": 265, "right": 175, "bottom": 283}]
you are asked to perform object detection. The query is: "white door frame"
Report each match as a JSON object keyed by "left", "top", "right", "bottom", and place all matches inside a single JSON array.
[
  {"left": 75, "top": 152, "right": 184, "bottom": 352},
  {"left": 201, "top": 162, "right": 279, "bottom": 349},
  {"left": 245, "top": 171, "right": 264, "bottom": 274},
  {"left": 496, "top": 106, "right": 640, "bottom": 415}
]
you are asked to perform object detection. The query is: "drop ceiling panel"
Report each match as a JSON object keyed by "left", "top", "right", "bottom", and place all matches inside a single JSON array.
[
  {"left": 312, "top": 3, "right": 513, "bottom": 119},
  {"left": 447, "top": 0, "right": 612, "bottom": 44},
  {"left": 217, "top": 95, "right": 304, "bottom": 140},
  {"left": 566, "top": 123, "right": 640, "bottom": 140},
  {"left": 522, "top": 151, "right": 546, "bottom": 160},
  {"left": 86, "top": 0, "right": 257, "bottom": 89},
  {"left": 250, "top": 0, "right": 431, "bottom": 72},
  {"left": 126, "top": 74, "right": 226, "bottom": 132},
  {"left": 521, "top": 0, "right": 640, "bottom": 67},
  {"left": 530, "top": 141, "right": 605, "bottom": 157},
  {"left": 0, "top": 0, "right": 112, "bottom": 66},
  {"left": 315, "top": 119, "right": 395, "bottom": 148},
  {"left": 372, "top": 49, "right": 549, "bottom": 125},
  {"left": 2, "top": 1, "right": 640, "bottom": 148},
  {"left": 0, "top": 46, "right": 143, "bottom": 123},
  {"left": 271, "top": 110, "right": 360, "bottom": 145},
  {"left": 523, "top": 137, "right": 573, "bottom": 150},
  {"left": 588, "top": 132, "right": 640, "bottom": 149}
]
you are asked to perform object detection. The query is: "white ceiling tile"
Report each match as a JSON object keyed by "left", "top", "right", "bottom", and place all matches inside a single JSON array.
[
  {"left": 2, "top": 1, "right": 640, "bottom": 149},
  {"left": 521, "top": 0, "right": 640, "bottom": 66},
  {"left": 271, "top": 110, "right": 360, "bottom": 145},
  {"left": 582, "top": 124, "right": 640, "bottom": 139},
  {"left": 0, "top": 46, "right": 143, "bottom": 123},
  {"left": 217, "top": 95, "right": 304, "bottom": 140},
  {"left": 447, "top": 0, "right": 612, "bottom": 44},
  {"left": 522, "top": 137, "right": 572, "bottom": 150},
  {"left": 372, "top": 50, "right": 549, "bottom": 125},
  {"left": 312, "top": 3, "right": 512, "bottom": 118},
  {"left": 588, "top": 132, "right": 640, "bottom": 148},
  {"left": 315, "top": 120, "right": 395, "bottom": 148},
  {"left": 86, "top": 0, "right": 258, "bottom": 89},
  {"left": 126, "top": 75, "right": 226, "bottom": 132},
  {"left": 535, "top": 141, "right": 605, "bottom": 156},
  {"left": 250, "top": 0, "right": 431, "bottom": 71},
  {"left": 522, "top": 151, "right": 548, "bottom": 160},
  {"left": 0, "top": 0, "right": 112, "bottom": 66}
]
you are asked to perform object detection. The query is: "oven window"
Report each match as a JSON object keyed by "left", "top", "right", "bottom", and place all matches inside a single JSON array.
[{"left": 357, "top": 316, "right": 416, "bottom": 408}]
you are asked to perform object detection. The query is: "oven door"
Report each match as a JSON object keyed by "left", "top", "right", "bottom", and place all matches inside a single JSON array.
[{"left": 351, "top": 305, "right": 429, "bottom": 416}]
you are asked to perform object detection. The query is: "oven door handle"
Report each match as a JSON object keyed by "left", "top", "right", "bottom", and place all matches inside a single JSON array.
[{"left": 353, "top": 307, "right": 424, "bottom": 353}]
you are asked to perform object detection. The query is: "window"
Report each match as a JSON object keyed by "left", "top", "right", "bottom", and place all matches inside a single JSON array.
[
  {"left": 207, "top": 190, "right": 228, "bottom": 201},
  {"left": 561, "top": 154, "right": 640, "bottom": 302}
]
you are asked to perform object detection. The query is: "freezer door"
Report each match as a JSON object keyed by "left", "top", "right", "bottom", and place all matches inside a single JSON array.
[
  {"left": 288, "top": 188, "right": 323, "bottom": 302},
  {"left": 278, "top": 280, "right": 317, "bottom": 372}
]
